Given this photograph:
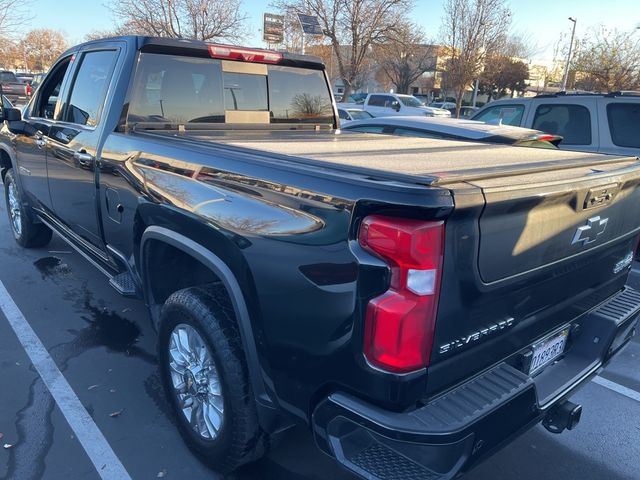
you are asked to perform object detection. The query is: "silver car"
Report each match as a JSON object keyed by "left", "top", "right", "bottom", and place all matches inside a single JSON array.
[{"left": 342, "top": 116, "right": 562, "bottom": 148}]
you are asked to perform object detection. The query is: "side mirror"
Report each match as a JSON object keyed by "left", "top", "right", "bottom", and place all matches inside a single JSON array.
[
  {"left": 391, "top": 101, "right": 401, "bottom": 112},
  {"left": 5, "top": 108, "right": 21, "bottom": 122}
]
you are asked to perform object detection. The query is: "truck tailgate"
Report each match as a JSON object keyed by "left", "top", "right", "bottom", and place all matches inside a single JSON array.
[{"left": 428, "top": 158, "right": 640, "bottom": 394}]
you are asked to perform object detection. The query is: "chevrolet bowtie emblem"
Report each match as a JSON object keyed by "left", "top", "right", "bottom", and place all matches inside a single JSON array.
[{"left": 571, "top": 216, "right": 608, "bottom": 246}]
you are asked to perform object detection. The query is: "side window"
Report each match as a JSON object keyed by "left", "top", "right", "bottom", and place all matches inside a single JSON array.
[
  {"left": 607, "top": 103, "right": 640, "bottom": 148},
  {"left": 392, "top": 127, "right": 444, "bottom": 139},
  {"left": 64, "top": 50, "right": 117, "bottom": 126},
  {"left": 33, "top": 57, "right": 72, "bottom": 119},
  {"left": 345, "top": 125, "right": 384, "bottom": 133},
  {"left": 368, "top": 95, "right": 387, "bottom": 107},
  {"left": 337, "top": 109, "right": 349, "bottom": 120},
  {"left": 473, "top": 104, "right": 524, "bottom": 126},
  {"left": 532, "top": 104, "right": 591, "bottom": 145}
]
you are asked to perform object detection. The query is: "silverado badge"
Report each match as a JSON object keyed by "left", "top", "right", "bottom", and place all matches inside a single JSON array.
[{"left": 439, "top": 318, "right": 516, "bottom": 354}]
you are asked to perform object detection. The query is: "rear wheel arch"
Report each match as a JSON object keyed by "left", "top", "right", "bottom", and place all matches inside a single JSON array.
[{"left": 139, "top": 226, "right": 276, "bottom": 413}]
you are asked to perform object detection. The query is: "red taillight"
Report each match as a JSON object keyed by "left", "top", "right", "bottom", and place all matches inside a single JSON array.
[
  {"left": 208, "top": 45, "right": 282, "bottom": 64},
  {"left": 358, "top": 215, "right": 444, "bottom": 373},
  {"left": 26, "top": 84, "right": 32, "bottom": 96}
]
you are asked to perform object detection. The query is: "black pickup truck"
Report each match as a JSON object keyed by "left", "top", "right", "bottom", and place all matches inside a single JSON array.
[
  {"left": 1, "top": 36, "right": 640, "bottom": 479},
  {"left": 0, "top": 71, "right": 31, "bottom": 105}
]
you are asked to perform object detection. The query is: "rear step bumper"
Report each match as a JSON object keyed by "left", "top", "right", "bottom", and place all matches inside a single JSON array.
[{"left": 312, "top": 287, "right": 640, "bottom": 480}]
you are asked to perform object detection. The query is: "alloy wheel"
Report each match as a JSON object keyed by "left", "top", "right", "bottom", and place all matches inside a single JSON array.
[{"left": 168, "top": 324, "right": 224, "bottom": 440}]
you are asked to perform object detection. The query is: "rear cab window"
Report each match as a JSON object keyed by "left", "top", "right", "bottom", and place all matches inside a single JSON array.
[
  {"left": 127, "top": 53, "right": 334, "bottom": 127},
  {"left": 472, "top": 104, "right": 525, "bottom": 126},
  {"left": 607, "top": 103, "right": 640, "bottom": 148},
  {"left": 0, "top": 72, "right": 18, "bottom": 83},
  {"left": 532, "top": 104, "right": 592, "bottom": 145}
]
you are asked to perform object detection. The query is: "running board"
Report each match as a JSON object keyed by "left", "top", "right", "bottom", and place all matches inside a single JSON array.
[
  {"left": 36, "top": 213, "right": 141, "bottom": 299},
  {"left": 109, "top": 272, "right": 138, "bottom": 297}
]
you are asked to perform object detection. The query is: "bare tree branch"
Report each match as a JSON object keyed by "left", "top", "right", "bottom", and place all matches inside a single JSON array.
[
  {"left": 375, "top": 23, "right": 436, "bottom": 94},
  {"left": 274, "top": 0, "right": 413, "bottom": 98},
  {"left": 109, "top": 0, "right": 249, "bottom": 43},
  {"left": 440, "top": 0, "right": 511, "bottom": 115},
  {"left": 572, "top": 26, "right": 640, "bottom": 92}
]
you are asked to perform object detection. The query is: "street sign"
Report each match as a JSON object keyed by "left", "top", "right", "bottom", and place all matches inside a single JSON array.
[
  {"left": 297, "top": 13, "right": 324, "bottom": 35},
  {"left": 263, "top": 13, "right": 285, "bottom": 44}
]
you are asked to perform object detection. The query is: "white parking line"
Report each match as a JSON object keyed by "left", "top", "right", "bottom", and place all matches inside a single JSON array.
[
  {"left": 0, "top": 280, "right": 131, "bottom": 480},
  {"left": 593, "top": 376, "right": 640, "bottom": 403}
]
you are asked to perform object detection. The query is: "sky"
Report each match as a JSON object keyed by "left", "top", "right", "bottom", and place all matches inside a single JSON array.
[{"left": 27, "top": 0, "right": 640, "bottom": 64}]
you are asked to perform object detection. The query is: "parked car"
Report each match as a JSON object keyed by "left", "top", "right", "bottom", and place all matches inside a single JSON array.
[
  {"left": 337, "top": 107, "right": 374, "bottom": 125},
  {"left": 0, "top": 70, "right": 31, "bottom": 105},
  {"left": 339, "top": 92, "right": 451, "bottom": 118},
  {"left": 2, "top": 36, "right": 640, "bottom": 480},
  {"left": 430, "top": 101, "right": 457, "bottom": 110},
  {"left": 343, "top": 116, "right": 562, "bottom": 148},
  {"left": 30, "top": 72, "right": 45, "bottom": 89},
  {"left": 16, "top": 73, "right": 34, "bottom": 85},
  {"left": 471, "top": 92, "right": 640, "bottom": 155}
]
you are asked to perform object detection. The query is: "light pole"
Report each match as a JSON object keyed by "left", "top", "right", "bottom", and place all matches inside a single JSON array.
[{"left": 561, "top": 17, "right": 577, "bottom": 91}]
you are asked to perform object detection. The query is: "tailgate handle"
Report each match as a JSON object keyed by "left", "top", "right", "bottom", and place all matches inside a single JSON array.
[{"left": 583, "top": 183, "right": 619, "bottom": 210}]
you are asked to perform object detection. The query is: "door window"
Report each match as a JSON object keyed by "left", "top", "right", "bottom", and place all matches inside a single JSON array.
[
  {"left": 345, "top": 125, "right": 385, "bottom": 133},
  {"left": 607, "top": 103, "right": 640, "bottom": 148},
  {"left": 64, "top": 50, "right": 118, "bottom": 127},
  {"left": 472, "top": 104, "right": 524, "bottom": 126},
  {"left": 33, "top": 56, "right": 72, "bottom": 119},
  {"left": 368, "top": 95, "right": 395, "bottom": 108},
  {"left": 532, "top": 104, "right": 591, "bottom": 145},
  {"left": 392, "top": 127, "right": 445, "bottom": 139},
  {"left": 337, "top": 109, "right": 349, "bottom": 120}
]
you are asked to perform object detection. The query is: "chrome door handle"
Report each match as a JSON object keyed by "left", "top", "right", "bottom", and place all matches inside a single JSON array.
[
  {"left": 35, "top": 131, "right": 46, "bottom": 148},
  {"left": 73, "top": 150, "right": 94, "bottom": 167}
]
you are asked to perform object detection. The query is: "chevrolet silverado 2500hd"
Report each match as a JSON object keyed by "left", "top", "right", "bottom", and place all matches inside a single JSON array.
[{"left": 1, "top": 36, "right": 640, "bottom": 479}]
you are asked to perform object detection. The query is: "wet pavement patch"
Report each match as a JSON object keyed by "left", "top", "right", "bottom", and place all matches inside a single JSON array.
[{"left": 33, "top": 257, "right": 72, "bottom": 279}]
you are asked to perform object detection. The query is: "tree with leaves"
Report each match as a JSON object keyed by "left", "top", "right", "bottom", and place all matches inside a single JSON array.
[
  {"left": 572, "top": 27, "right": 640, "bottom": 92},
  {"left": 274, "top": 0, "right": 413, "bottom": 98},
  {"left": 479, "top": 55, "right": 529, "bottom": 101},
  {"left": 109, "top": 0, "right": 249, "bottom": 43},
  {"left": 375, "top": 23, "right": 436, "bottom": 94},
  {"left": 440, "top": 0, "right": 511, "bottom": 116}
]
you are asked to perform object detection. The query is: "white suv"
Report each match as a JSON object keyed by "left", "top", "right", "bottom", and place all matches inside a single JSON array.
[{"left": 471, "top": 92, "right": 640, "bottom": 156}]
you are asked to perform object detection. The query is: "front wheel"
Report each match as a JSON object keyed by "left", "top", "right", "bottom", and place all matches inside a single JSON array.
[
  {"left": 3, "top": 169, "right": 52, "bottom": 248},
  {"left": 157, "top": 285, "right": 269, "bottom": 473}
]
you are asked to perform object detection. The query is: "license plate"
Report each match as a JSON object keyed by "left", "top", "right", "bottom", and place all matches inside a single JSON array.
[{"left": 529, "top": 329, "right": 569, "bottom": 375}]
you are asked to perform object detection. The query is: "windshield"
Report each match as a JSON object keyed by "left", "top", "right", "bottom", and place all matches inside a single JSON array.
[
  {"left": 349, "top": 110, "right": 373, "bottom": 120},
  {"left": 128, "top": 53, "right": 334, "bottom": 126},
  {"left": 347, "top": 93, "right": 367, "bottom": 104},
  {"left": 398, "top": 95, "right": 424, "bottom": 108}
]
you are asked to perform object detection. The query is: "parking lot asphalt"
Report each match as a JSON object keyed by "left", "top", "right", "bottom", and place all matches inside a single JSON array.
[{"left": 0, "top": 190, "right": 639, "bottom": 480}]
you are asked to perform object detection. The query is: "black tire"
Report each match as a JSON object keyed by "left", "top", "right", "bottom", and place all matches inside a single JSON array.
[
  {"left": 157, "top": 285, "right": 269, "bottom": 473},
  {"left": 3, "top": 169, "right": 52, "bottom": 248}
]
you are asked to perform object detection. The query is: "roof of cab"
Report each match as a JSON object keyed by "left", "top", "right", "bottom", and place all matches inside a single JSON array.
[{"left": 63, "top": 35, "right": 325, "bottom": 70}]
